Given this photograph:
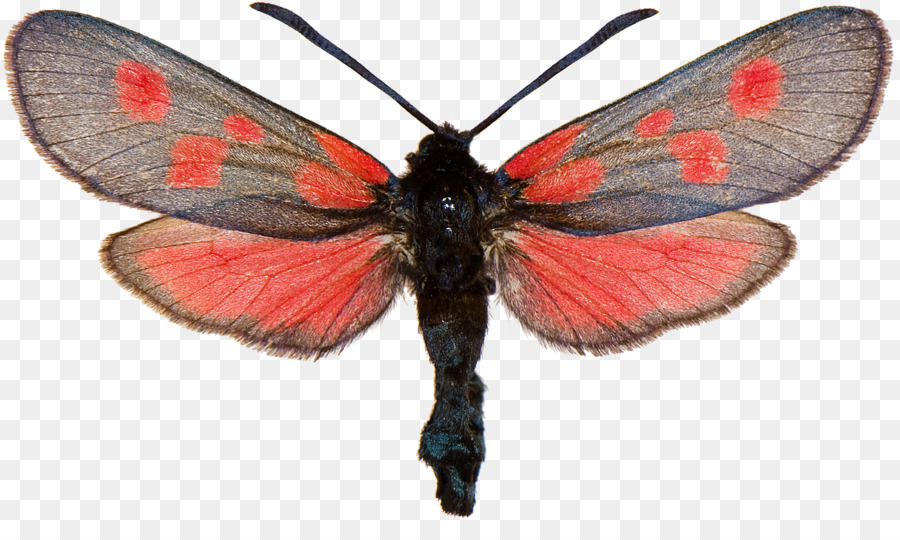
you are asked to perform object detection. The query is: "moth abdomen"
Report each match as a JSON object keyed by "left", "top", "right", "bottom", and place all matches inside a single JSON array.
[{"left": 416, "top": 289, "right": 488, "bottom": 516}]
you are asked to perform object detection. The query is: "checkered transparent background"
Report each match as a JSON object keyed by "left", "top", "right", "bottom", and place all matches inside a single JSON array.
[{"left": 1, "top": 0, "right": 898, "bottom": 538}]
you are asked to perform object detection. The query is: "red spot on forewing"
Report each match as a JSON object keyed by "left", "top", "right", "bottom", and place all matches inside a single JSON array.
[
  {"left": 634, "top": 109, "right": 674, "bottom": 138},
  {"left": 522, "top": 158, "right": 607, "bottom": 203},
  {"left": 314, "top": 132, "right": 389, "bottom": 185},
  {"left": 666, "top": 131, "right": 729, "bottom": 184},
  {"left": 165, "top": 136, "right": 229, "bottom": 188},
  {"left": 504, "top": 124, "right": 585, "bottom": 179},
  {"left": 728, "top": 56, "right": 784, "bottom": 119},
  {"left": 223, "top": 114, "right": 266, "bottom": 143},
  {"left": 294, "top": 161, "right": 375, "bottom": 208},
  {"left": 507, "top": 224, "right": 761, "bottom": 329},
  {"left": 137, "top": 230, "right": 390, "bottom": 337},
  {"left": 115, "top": 60, "right": 171, "bottom": 122}
]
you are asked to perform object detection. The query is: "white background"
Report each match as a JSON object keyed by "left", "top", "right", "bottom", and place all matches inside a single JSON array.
[{"left": 1, "top": 0, "right": 898, "bottom": 538}]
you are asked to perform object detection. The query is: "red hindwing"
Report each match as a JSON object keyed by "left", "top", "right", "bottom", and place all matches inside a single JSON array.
[
  {"left": 102, "top": 217, "right": 401, "bottom": 357},
  {"left": 496, "top": 212, "right": 795, "bottom": 354}
]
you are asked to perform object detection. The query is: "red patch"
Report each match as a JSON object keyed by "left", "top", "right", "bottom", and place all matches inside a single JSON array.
[
  {"left": 634, "top": 109, "right": 674, "bottom": 138},
  {"left": 314, "top": 132, "right": 389, "bottom": 185},
  {"left": 294, "top": 161, "right": 375, "bottom": 208},
  {"left": 728, "top": 56, "right": 784, "bottom": 119},
  {"left": 115, "top": 60, "right": 171, "bottom": 122},
  {"left": 137, "top": 231, "right": 389, "bottom": 336},
  {"left": 165, "top": 136, "right": 230, "bottom": 188},
  {"left": 506, "top": 224, "right": 761, "bottom": 328},
  {"left": 223, "top": 114, "right": 266, "bottom": 143},
  {"left": 666, "top": 131, "right": 729, "bottom": 184},
  {"left": 504, "top": 124, "right": 585, "bottom": 179},
  {"left": 522, "top": 158, "right": 607, "bottom": 203}
]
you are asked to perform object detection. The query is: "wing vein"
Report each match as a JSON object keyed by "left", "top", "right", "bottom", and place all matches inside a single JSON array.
[
  {"left": 245, "top": 236, "right": 375, "bottom": 329},
  {"left": 16, "top": 48, "right": 120, "bottom": 68},
  {"left": 78, "top": 136, "right": 167, "bottom": 174},
  {"left": 47, "top": 122, "right": 147, "bottom": 147},
  {"left": 23, "top": 91, "right": 115, "bottom": 97},
  {"left": 524, "top": 233, "right": 647, "bottom": 319},
  {"left": 782, "top": 89, "right": 874, "bottom": 96},
  {"left": 778, "top": 46, "right": 879, "bottom": 67},
  {"left": 33, "top": 110, "right": 130, "bottom": 120},
  {"left": 721, "top": 129, "right": 817, "bottom": 171},
  {"left": 522, "top": 259, "right": 595, "bottom": 343},
  {"left": 744, "top": 118, "right": 846, "bottom": 146}
]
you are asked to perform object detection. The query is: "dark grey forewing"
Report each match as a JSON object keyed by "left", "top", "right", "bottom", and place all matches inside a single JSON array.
[
  {"left": 497, "top": 7, "right": 890, "bottom": 235},
  {"left": 7, "top": 11, "right": 396, "bottom": 240}
]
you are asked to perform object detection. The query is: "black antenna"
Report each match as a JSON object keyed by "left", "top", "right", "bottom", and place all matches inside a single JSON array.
[
  {"left": 251, "top": 2, "right": 444, "bottom": 136},
  {"left": 464, "top": 9, "right": 658, "bottom": 141},
  {"left": 251, "top": 3, "right": 657, "bottom": 144}
]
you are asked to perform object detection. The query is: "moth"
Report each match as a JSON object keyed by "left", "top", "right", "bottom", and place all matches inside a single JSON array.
[{"left": 7, "top": 4, "right": 890, "bottom": 516}]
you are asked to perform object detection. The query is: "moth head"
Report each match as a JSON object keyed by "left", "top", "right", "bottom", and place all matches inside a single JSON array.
[{"left": 405, "top": 123, "right": 471, "bottom": 166}]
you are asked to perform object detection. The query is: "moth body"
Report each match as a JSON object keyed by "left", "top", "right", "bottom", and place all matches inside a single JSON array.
[{"left": 394, "top": 125, "right": 496, "bottom": 515}]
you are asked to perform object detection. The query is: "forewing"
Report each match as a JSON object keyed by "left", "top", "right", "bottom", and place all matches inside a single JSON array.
[
  {"left": 8, "top": 11, "right": 395, "bottom": 239},
  {"left": 102, "top": 217, "right": 402, "bottom": 357},
  {"left": 495, "top": 212, "right": 794, "bottom": 354},
  {"left": 498, "top": 7, "right": 889, "bottom": 234}
]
